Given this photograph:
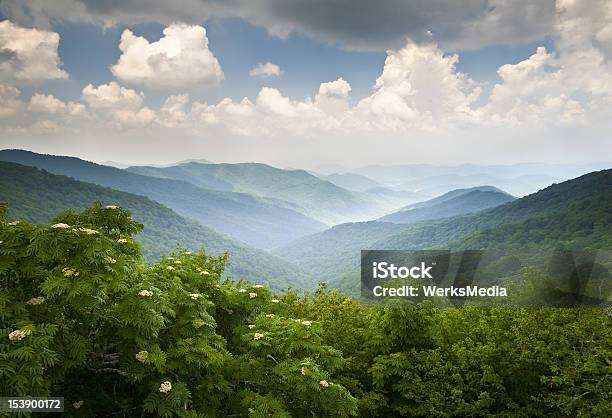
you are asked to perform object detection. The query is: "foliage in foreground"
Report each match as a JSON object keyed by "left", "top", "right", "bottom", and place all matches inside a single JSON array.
[{"left": 0, "top": 203, "right": 610, "bottom": 417}]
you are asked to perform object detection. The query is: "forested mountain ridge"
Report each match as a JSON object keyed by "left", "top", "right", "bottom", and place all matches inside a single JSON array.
[
  {"left": 0, "top": 161, "right": 310, "bottom": 289},
  {"left": 379, "top": 189, "right": 515, "bottom": 224},
  {"left": 276, "top": 169, "right": 612, "bottom": 283},
  {"left": 394, "top": 186, "right": 510, "bottom": 211},
  {"left": 0, "top": 150, "right": 326, "bottom": 249},
  {"left": 126, "top": 161, "right": 401, "bottom": 225}
]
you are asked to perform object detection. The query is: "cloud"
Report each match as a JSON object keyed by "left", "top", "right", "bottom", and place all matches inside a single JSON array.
[
  {"left": 28, "top": 93, "right": 67, "bottom": 114},
  {"left": 2, "top": 1, "right": 611, "bottom": 156},
  {"left": 0, "top": 83, "right": 22, "bottom": 118},
  {"left": 111, "top": 23, "right": 223, "bottom": 89},
  {"left": 351, "top": 42, "right": 481, "bottom": 130},
  {"left": 1, "top": 0, "right": 556, "bottom": 52},
  {"left": 480, "top": 0, "right": 612, "bottom": 126},
  {"left": 0, "top": 20, "right": 68, "bottom": 83},
  {"left": 28, "top": 93, "right": 89, "bottom": 117},
  {"left": 315, "top": 78, "right": 351, "bottom": 115},
  {"left": 82, "top": 81, "right": 144, "bottom": 110},
  {"left": 249, "top": 62, "right": 283, "bottom": 77},
  {"left": 81, "top": 82, "right": 155, "bottom": 128},
  {"left": 159, "top": 94, "right": 189, "bottom": 127}
]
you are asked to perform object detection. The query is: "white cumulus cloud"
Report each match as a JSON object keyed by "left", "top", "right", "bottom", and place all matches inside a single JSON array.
[
  {"left": 0, "top": 83, "right": 22, "bottom": 118},
  {"left": 111, "top": 23, "right": 223, "bottom": 89},
  {"left": 351, "top": 42, "right": 481, "bottom": 131},
  {"left": 81, "top": 82, "right": 155, "bottom": 128},
  {"left": 249, "top": 62, "right": 283, "bottom": 77},
  {"left": 82, "top": 81, "right": 144, "bottom": 110},
  {"left": 0, "top": 20, "right": 68, "bottom": 83}
]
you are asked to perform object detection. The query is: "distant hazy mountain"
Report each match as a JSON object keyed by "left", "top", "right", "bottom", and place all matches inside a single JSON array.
[
  {"left": 144, "top": 158, "right": 214, "bottom": 168},
  {"left": 396, "top": 173, "right": 555, "bottom": 198},
  {"left": 0, "top": 161, "right": 309, "bottom": 289},
  {"left": 322, "top": 173, "right": 381, "bottom": 192},
  {"left": 379, "top": 187, "right": 515, "bottom": 224},
  {"left": 398, "top": 186, "right": 507, "bottom": 210},
  {"left": 126, "top": 162, "right": 393, "bottom": 225},
  {"left": 350, "top": 162, "right": 611, "bottom": 197},
  {"left": 0, "top": 150, "right": 326, "bottom": 249},
  {"left": 99, "top": 161, "right": 132, "bottom": 169},
  {"left": 275, "top": 169, "right": 612, "bottom": 283}
]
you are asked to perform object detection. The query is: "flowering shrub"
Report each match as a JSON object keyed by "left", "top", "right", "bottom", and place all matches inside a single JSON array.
[{"left": 0, "top": 203, "right": 356, "bottom": 417}]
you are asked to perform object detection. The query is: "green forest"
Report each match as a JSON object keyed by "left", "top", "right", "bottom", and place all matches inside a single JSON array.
[{"left": 1, "top": 204, "right": 610, "bottom": 417}]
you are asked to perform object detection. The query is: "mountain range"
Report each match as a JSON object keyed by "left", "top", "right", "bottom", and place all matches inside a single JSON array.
[
  {"left": 0, "top": 150, "right": 326, "bottom": 249},
  {"left": 126, "top": 162, "right": 405, "bottom": 225},
  {"left": 274, "top": 169, "right": 612, "bottom": 290},
  {"left": 0, "top": 161, "right": 309, "bottom": 289},
  {"left": 344, "top": 162, "right": 611, "bottom": 197},
  {"left": 1, "top": 148, "right": 609, "bottom": 292}
]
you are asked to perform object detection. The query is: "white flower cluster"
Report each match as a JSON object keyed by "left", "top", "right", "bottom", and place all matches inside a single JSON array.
[
  {"left": 253, "top": 333, "right": 264, "bottom": 340},
  {"left": 117, "top": 238, "right": 128, "bottom": 244},
  {"left": 62, "top": 267, "right": 79, "bottom": 278},
  {"left": 104, "top": 205, "right": 118, "bottom": 210},
  {"left": 166, "top": 266, "right": 175, "bottom": 271},
  {"left": 51, "top": 223, "right": 70, "bottom": 229},
  {"left": 319, "top": 380, "right": 330, "bottom": 388},
  {"left": 106, "top": 257, "right": 116, "bottom": 264},
  {"left": 271, "top": 299, "right": 280, "bottom": 303},
  {"left": 174, "top": 260, "right": 182, "bottom": 265},
  {"left": 159, "top": 381, "right": 172, "bottom": 393},
  {"left": 184, "top": 251, "right": 193, "bottom": 255},
  {"left": 76, "top": 227, "right": 98, "bottom": 235},
  {"left": 7, "top": 221, "right": 20, "bottom": 226},
  {"left": 9, "top": 329, "right": 31, "bottom": 341},
  {"left": 253, "top": 284, "right": 264, "bottom": 289},
  {"left": 301, "top": 366, "right": 308, "bottom": 376},
  {"left": 248, "top": 325, "right": 256, "bottom": 329},
  {"left": 238, "top": 289, "right": 247, "bottom": 293},
  {"left": 301, "top": 320, "right": 313, "bottom": 326},
  {"left": 198, "top": 269, "right": 210, "bottom": 276},
  {"left": 26, "top": 297, "right": 45, "bottom": 305},
  {"left": 266, "top": 314, "right": 275, "bottom": 319},
  {"left": 189, "top": 293, "right": 200, "bottom": 300},
  {"left": 135, "top": 350, "right": 148, "bottom": 363},
  {"left": 73, "top": 401, "right": 84, "bottom": 409},
  {"left": 249, "top": 292, "right": 257, "bottom": 299},
  {"left": 138, "top": 290, "right": 153, "bottom": 298}
]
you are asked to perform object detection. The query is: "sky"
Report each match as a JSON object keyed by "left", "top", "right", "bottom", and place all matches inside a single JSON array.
[{"left": 0, "top": 0, "right": 611, "bottom": 169}]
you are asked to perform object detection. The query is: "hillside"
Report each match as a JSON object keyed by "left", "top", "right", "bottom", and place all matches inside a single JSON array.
[
  {"left": 274, "top": 221, "right": 403, "bottom": 282},
  {"left": 0, "top": 161, "right": 310, "bottom": 289},
  {"left": 397, "top": 186, "right": 507, "bottom": 210},
  {"left": 0, "top": 150, "right": 326, "bottom": 249},
  {"left": 275, "top": 169, "right": 612, "bottom": 284},
  {"left": 126, "top": 162, "right": 394, "bottom": 225},
  {"left": 379, "top": 188, "right": 515, "bottom": 224}
]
